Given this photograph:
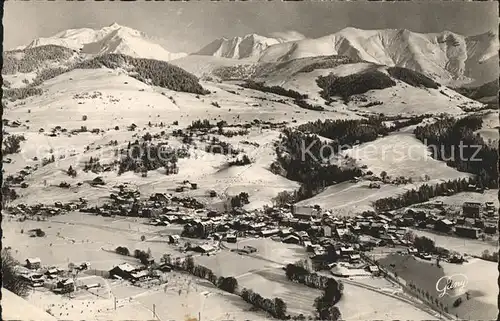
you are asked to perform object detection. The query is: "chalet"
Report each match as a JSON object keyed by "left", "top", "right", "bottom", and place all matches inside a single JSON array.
[
  {"left": 407, "top": 247, "right": 418, "bottom": 255},
  {"left": 54, "top": 279, "right": 75, "bottom": 294},
  {"left": 24, "top": 273, "right": 44, "bottom": 287},
  {"left": 151, "top": 219, "right": 168, "bottom": 226},
  {"left": 260, "top": 228, "right": 279, "bottom": 237},
  {"left": 370, "top": 222, "right": 385, "bottom": 236},
  {"left": 485, "top": 202, "right": 495, "bottom": 211},
  {"left": 158, "top": 263, "right": 172, "bottom": 272},
  {"left": 336, "top": 228, "right": 349, "bottom": 239},
  {"left": 192, "top": 244, "right": 216, "bottom": 254},
  {"left": 109, "top": 263, "right": 137, "bottom": 280},
  {"left": 380, "top": 234, "right": 396, "bottom": 245},
  {"left": 282, "top": 235, "right": 301, "bottom": 244},
  {"left": 28, "top": 228, "right": 44, "bottom": 237},
  {"left": 45, "top": 268, "right": 61, "bottom": 279},
  {"left": 225, "top": 233, "right": 237, "bottom": 243},
  {"left": 474, "top": 219, "right": 485, "bottom": 229},
  {"left": 434, "top": 219, "right": 454, "bottom": 233},
  {"left": 207, "top": 210, "right": 222, "bottom": 218},
  {"left": 323, "top": 225, "right": 332, "bottom": 237},
  {"left": 462, "top": 202, "right": 481, "bottom": 218},
  {"left": 484, "top": 225, "right": 497, "bottom": 234},
  {"left": 294, "top": 231, "right": 309, "bottom": 241},
  {"left": 26, "top": 258, "right": 41, "bottom": 269},
  {"left": 359, "top": 235, "right": 381, "bottom": 247},
  {"left": 348, "top": 254, "right": 361, "bottom": 263},
  {"left": 291, "top": 205, "right": 319, "bottom": 220},
  {"left": 367, "top": 265, "right": 380, "bottom": 275},
  {"left": 168, "top": 235, "right": 180, "bottom": 244},
  {"left": 485, "top": 209, "right": 496, "bottom": 217},
  {"left": 279, "top": 228, "right": 293, "bottom": 237},
  {"left": 149, "top": 193, "right": 170, "bottom": 204},
  {"left": 91, "top": 177, "right": 105, "bottom": 186},
  {"left": 340, "top": 246, "right": 355, "bottom": 257},
  {"left": 455, "top": 226, "right": 480, "bottom": 239}
]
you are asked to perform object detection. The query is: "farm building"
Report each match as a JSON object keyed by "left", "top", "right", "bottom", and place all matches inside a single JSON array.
[
  {"left": 26, "top": 257, "right": 41, "bottom": 269},
  {"left": 192, "top": 244, "right": 216, "bottom": 254},
  {"left": 349, "top": 254, "right": 361, "bottom": 263},
  {"left": 53, "top": 279, "right": 75, "bottom": 294},
  {"left": 28, "top": 228, "right": 45, "bottom": 237},
  {"left": 291, "top": 205, "right": 319, "bottom": 219},
  {"left": 462, "top": 202, "right": 481, "bottom": 218},
  {"left": 260, "top": 228, "right": 279, "bottom": 237},
  {"left": 454, "top": 226, "right": 480, "bottom": 239},
  {"left": 434, "top": 219, "right": 454, "bottom": 233},
  {"left": 340, "top": 247, "right": 355, "bottom": 257},
  {"left": 225, "top": 233, "right": 237, "bottom": 243},
  {"left": 109, "top": 263, "right": 139, "bottom": 280},
  {"left": 294, "top": 230, "right": 309, "bottom": 241},
  {"left": 323, "top": 225, "right": 332, "bottom": 237},
  {"left": 169, "top": 235, "right": 180, "bottom": 244},
  {"left": 282, "top": 235, "right": 300, "bottom": 244},
  {"left": 484, "top": 225, "right": 497, "bottom": 234}
]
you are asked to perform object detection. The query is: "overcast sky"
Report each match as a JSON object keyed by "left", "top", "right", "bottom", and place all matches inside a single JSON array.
[{"left": 4, "top": 1, "right": 498, "bottom": 53}]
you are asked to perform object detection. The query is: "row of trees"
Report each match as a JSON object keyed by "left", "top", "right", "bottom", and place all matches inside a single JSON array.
[
  {"left": 373, "top": 177, "right": 474, "bottom": 211},
  {"left": 240, "top": 288, "right": 288, "bottom": 319},
  {"left": 414, "top": 115, "right": 497, "bottom": 188},
  {"left": 285, "top": 263, "right": 343, "bottom": 301},
  {"left": 162, "top": 254, "right": 288, "bottom": 318}
]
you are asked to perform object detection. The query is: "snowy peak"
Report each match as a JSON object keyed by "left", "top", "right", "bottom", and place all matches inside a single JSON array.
[
  {"left": 256, "top": 27, "right": 499, "bottom": 85},
  {"left": 194, "top": 33, "right": 282, "bottom": 60},
  {"left": 23, "top": 24, "right": 186, "bottom": 61}
]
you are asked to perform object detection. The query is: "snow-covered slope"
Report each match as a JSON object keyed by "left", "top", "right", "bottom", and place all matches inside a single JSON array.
[
  {"left": 194, "top": 34, "right": 281, "bottom": 60},
  {"left": 21, "top": 23, "right": 187, "bottom": 61},
  {"left": 257, "top": 27, "right": 499, "bottom": 85}
]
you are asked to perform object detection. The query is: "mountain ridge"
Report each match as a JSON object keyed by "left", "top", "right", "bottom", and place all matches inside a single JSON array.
[
  {"left": 20, "top": 23, "right": 187, "bottom": 62},
  {"left": 196, "top": 27, "right": 498, "bottom": 85}
]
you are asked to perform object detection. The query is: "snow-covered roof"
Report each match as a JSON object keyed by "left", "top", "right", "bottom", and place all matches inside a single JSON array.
[
  {"left": 26, "top": 257, "right": 41, "bottom": 263},
  {"left": 115, "top": 263, "right": 136, "bottom": 272}
]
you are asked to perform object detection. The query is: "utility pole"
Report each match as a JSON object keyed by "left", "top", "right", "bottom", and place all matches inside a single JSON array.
[
  {"left": 153, "top": 304, "right": 156, "bottom": 319},
  {"left": 114, "top": 296, "right": 117, "bottom": 310},
  {"left": 199, "top": 311, "right": 201, "bottom": 321}
]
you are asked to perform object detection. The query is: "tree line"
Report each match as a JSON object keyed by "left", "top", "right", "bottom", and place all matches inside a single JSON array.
[
  {"left": 285, "top": 263, "right": 343, "bottom": 321},
  {"left": 373, "top": 177, "right": 475, "bottom": 211},
  {"left": 414, "top": 115, "right": 498, "bottom": 188},
  {"left": 162, "top": 254, "right": 289, "bottom": 319}
]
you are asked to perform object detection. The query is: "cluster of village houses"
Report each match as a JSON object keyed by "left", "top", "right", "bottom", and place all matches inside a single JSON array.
[{"left": 14, "top": 185, "right": 497, "bottom": 294}]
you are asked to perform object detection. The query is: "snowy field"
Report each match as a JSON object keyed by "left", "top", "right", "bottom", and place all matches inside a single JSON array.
[{"left": 2, "top": 212, "right": 186, "bottom": 271}]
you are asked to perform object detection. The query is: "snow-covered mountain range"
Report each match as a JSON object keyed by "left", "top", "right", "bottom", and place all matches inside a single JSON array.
[
  {"left": 8, "top": 24, "right": 499, "bottom": 86},
  {"left": 194, "top": 34, "right": 282, "bottom": 60},
  {"left": 196, "top": 27, "right": 499, "bottom": 85},
  {"left": 19, "top": 23, "right": 187, "bottom": 61}
]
